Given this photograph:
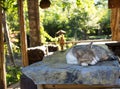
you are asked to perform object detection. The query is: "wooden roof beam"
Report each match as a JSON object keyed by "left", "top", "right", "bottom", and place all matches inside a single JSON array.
[{"left": 108, "top": 0, "right": 120, "bottom": 9}]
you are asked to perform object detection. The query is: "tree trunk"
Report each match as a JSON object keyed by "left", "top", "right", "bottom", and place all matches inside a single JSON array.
[
  {"left": 82, "top": 29, "right": 88, "bottom": 40},
  {"left": 18, "top": 0, "right": 29, "bottom": 66},
  {"left": 27, "top": 0, "right": 41, "bottom": 47},
  {"left": 110, "top": 8, "right": 120, "bottom": 41},
  {"left": 0, "top": 5, "right": 7, "bottom": 89}
]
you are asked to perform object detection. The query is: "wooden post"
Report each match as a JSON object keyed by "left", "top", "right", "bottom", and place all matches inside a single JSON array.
[
  {"left": 18, "top": 0, "right": 29, "bottom": 66},
  {"left": 108, "top": 0, "right": 120, "bottom": 41},
  {"left": 110, "top": 8, "right": 120, "bottom": 41},
  {"left": 108, "top": 0, "right": 120, "bottom": 8},
  {"left": 0, "top": 4, "right": 7, "bottom": 89},
  {"left": 59, "top": 34, "right": 65, "bottom": 51}
]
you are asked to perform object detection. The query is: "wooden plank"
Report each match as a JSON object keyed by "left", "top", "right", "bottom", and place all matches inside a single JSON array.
[
  {"left": 47, "top": 39, "right": 112, "bottom": 45},
  {"left": 108, "top": 0, "right": 120, "bottom": 8},
  {"left": 17, "top": 0, "right": 29, "bottom": 66},
  {"left": 0, "top": 4, "right": 7, "bottom": 89},
  {"left": 38, "top": 84, "right": 120, "bottom": 89}
]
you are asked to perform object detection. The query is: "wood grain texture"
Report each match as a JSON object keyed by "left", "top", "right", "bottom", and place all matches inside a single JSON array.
[
  {"left": 0, "top": 4, "right": 7, "bottom": 89},
  {"left": 38, "top": 84, "right": 120, "bottom": 89},
  {"left": 110, "top": 8, "right": 120, "bottom": 41},
  {"left": 18, "top": 0, "right": 29, "bottom": 66},
  {"left": 108, "top": 0, "right": 120, "bottom": 8}
]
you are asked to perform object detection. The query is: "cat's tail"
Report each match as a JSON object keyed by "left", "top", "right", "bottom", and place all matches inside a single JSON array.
[{"left": 108, "top": 54, "right": 120, "bottom": 62}]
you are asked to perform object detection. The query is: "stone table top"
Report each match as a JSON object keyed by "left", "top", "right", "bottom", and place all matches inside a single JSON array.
[{"left": 22, "top": 51, "right": 120, "bottom": 85}]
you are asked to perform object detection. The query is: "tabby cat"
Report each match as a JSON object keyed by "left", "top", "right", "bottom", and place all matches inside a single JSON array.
[{"left": 66, "top": 42, "right": 117, "bottom": 66}]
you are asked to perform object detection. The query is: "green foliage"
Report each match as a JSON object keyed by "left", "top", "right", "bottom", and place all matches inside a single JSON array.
[
  {"left": 98, "top": 10, "right": 111, "bottom": 35},
  {"left": 5, "top": 0, "right": 19, "bottom": 32},
  {"left": 40, "top": 24, "right": 57, "bottom": 43},
  {"left": 0, "top": 0, "right": 16, "bottom": 11},
  {"left": 2, "top": 0, "right": 111, "bottom": 46},
  {"left": 95, "top": 0, "right": 108, "bottom": 8},
  {"left": 6, "top": 66, "right": 22, "bottom": 86},
  {"left": 42, "top": 0, "right": 111, "bottom": 40},
  {"left": 0, "top": 0, "right": 19, "bottom": 32}
]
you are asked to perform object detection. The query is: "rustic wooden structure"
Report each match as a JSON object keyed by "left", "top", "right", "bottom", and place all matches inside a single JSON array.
[
  {"left": 17, "top": 0, "right": 29, "bottom": 67},
  {"left": 37, "top": 84, "right": 120, "bottom": 89},
  {"left": 108, "top": 0, "right": 120, "bottom": 8},
  {"left": 110, "top": 8, "right": 120, "bottom": 41},
  {"left": 58, "top": 34, "right": 65, "bottom": 51},
  {"left": 109, "top": 0, "right": 120, "bottom": 41},
  {"left": 56, "top": 30, "right": 66, "bottom": 51}
]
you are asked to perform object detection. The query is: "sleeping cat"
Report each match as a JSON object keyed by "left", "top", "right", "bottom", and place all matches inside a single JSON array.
[{"left": 66, "top": 42, "right": 117, "bottom": 66}]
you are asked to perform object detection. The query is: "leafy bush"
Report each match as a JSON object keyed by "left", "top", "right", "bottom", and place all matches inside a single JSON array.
[{"left": 6, "top": 66, "right": 22, "bottom": 86}]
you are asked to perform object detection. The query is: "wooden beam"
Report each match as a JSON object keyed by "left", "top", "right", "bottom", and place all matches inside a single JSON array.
[
  {"left": 17, "top": 0, "right": 29, "bottom": 66},
  {"left": 108, "top": 0, "right": 120, "bottom": 9},
  {"left": 110, "top": 8, "right": 120, "bottom": 41},
  {"left": 38, "top": 84, "right": 120, "bottom": 89},
  {"left": 0, "top": 4, "right": 7, "bottom": 89}
]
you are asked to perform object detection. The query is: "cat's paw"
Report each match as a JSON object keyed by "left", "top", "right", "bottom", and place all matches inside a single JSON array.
[
  {"left": 90, "top": 56, "right": 99, "bottom": 65},
  {"left": 81, "top": 63, "right": 88, "bottom": 66}
]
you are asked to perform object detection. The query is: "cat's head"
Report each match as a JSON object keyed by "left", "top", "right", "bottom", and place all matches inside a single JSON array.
[{"left": 74, "top": 42, "right": 99, "bottom": 66}]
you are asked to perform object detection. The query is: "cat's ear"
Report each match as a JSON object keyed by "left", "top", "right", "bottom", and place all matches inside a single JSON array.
[{"left": 88, "top": 42, "right": 93, "bottom": 49}]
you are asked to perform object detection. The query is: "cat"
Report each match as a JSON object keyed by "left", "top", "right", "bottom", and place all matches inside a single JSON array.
[{"left": 66, "top": 42, "right": 117, "bottom": 66}]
